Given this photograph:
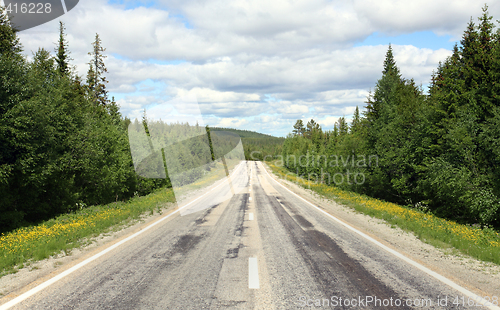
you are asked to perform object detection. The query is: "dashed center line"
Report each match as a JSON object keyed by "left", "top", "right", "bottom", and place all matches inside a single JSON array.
[
  {"left": 248, "top": 257, "right": 260, "bottom": 289},
  {"left": 249, "top": 213, "right": 254, "bottom": 221}
]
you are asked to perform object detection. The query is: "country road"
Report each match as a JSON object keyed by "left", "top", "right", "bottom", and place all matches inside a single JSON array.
[{"left": 1, "top": 161, "right": 499, "bottom": 309}]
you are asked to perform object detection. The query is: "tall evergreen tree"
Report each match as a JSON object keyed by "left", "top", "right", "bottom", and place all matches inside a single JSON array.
[
  {"left": 305, "top": 119, "right": 320, "bottom": 138},
  {"left": 382, "top": 44, "right": 400, "bottom": 76},
  {"left": 336, "top": 117, "right": 348, "bottom": 136},
  {"left": 0, "top": 6, "right": 22, "bottom": 56},
  {"left": 365, "top": 44, "right": 402, "bottom": 123},
  {"left": 55, "top": 21, "right": 70, "bottom": 76},
  {"left": 292, "top": 119, "right": 305, "bottom": 136},
  {"left": 86, "top": 33, "right": 108, "bottom": 105},
  {"left": 350, "top": 106, "right": 360, "bottom": 133}
]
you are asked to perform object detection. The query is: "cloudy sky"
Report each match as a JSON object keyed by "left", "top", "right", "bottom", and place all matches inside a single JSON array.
[{"left": 12, "top": 0, "right": 500, "bottom": 137}]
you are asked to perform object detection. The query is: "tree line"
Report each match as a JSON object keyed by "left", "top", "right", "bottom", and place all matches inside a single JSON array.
[
  {"left": 0, "top": 10, "right": 167, "bottom": 233},
  {"left": 209, "top": 127, "right": 285, "bottom": 161},
  {"left": 282, "top": 6, "right": 500, "bottom": 228}
]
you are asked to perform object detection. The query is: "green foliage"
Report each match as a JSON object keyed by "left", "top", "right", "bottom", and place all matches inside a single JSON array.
[
  {"left": 210, "top": 127, "right": 285, "bottom": 161},
  {"left": 292, "top": 119, "right": 305, "bottom": 136},
  {"left": 0, "top": 6, "right": 22, "bottom": 56},
  {"left": 0, "top": 22, "right": 168, "bottom": 233},
  {"left": 0, "top": 186, "right": 176, "bottom": 277},
  {"left": 55, "top": 21, "right": 70, "bottom": 76},
  {"left": 281, "top": 6, "right": 500, "bottom": 229},
  {"left": 86, "top": 33, "right": 108, "bottom": 105}
]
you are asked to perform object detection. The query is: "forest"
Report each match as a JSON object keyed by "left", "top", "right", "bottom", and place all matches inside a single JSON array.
[
  {"left": 281, "top": 6, "right": 500, "bottom": 229},
  {"left": 0, "top": 6, "right": 283, "bottom": 233},
  {"left": 210, "top": 127, "right": 285, "bottom": 161},
  {"left": 0, "top": 10, "right": 168, "bottom": 233}
]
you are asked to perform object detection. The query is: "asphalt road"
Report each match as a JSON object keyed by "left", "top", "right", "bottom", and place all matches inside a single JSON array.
[{"left": 3, "top": 161, "right": 494, "bottom": 309}]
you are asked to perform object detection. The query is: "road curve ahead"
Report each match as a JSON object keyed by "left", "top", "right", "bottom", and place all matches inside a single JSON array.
[{"left": 2, "top": 161, "right": 496, "bottom": 310}]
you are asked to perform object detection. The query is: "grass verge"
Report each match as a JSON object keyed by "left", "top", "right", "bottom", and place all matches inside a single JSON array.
[
  {"left": 0, "top": 187, "right": 175, "bottom": 277},
  {"left": 267, "top": 161, "right": 500, "bottom": 265}
]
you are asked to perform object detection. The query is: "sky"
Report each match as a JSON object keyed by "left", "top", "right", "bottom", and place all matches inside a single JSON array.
[{"left": 13, "top": 0, "right": 500, "bottom": 137}]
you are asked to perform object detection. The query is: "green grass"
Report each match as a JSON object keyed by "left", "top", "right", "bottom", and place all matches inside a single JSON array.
[
  {"left": 0, "top": 187, "right": 176, "bottom": 277},
  {"left": 267, "top": 161, "right": 500, "bottom": 265}
]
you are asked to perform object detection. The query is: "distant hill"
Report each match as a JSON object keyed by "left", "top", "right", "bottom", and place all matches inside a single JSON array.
[
  {"left": 209, "top": 127, "right": 284, "bottom": 161},
  {"left": 209, "top": 127, "right": 281, "bottom": 139}
]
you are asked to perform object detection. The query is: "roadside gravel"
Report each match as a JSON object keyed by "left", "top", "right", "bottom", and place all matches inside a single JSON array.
[
  {"left": 261, "top": 162, "right": 500, "bottom": 299},
  {"left": 1, "top": 162, "right": 499, "bottom": 304}
]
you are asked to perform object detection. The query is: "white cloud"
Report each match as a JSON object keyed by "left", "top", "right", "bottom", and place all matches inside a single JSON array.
[
  {"left": 216, "top": 118, "right": 249, "bottom": 128},
  {"left": 317, "top": 116, "right": 341, "bottom": 128},
  {"left": 174, "top": 87, "right": 260, "bottom": 102},
  {"left": 15, "top": 0, "right": 499, "bottom": 136}
]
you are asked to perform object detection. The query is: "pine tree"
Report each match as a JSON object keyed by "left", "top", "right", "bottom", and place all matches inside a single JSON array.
[
  {"left": 86, "top": 33, "right": 108, "bottom": 105},
  {"left": 55, "top": 21, "right": 70, "bottom": 76},
  {"left": 305, "top": 119, "right": 320, "bottom": 139},
  {"left": 292, "top": 119, "right": 305, "bottom": 136}
]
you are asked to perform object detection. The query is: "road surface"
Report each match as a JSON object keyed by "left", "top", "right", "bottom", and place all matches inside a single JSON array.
[{"left": 2, "top": 161, "right": 496, "bottom": 309}]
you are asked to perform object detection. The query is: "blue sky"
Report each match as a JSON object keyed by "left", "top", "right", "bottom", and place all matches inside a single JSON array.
[
  {"left": 16, "top": 0, "right": 500, "bottom": 137},
  {"left": 354, "top": 31, "right": 456, "bottom": 50}
]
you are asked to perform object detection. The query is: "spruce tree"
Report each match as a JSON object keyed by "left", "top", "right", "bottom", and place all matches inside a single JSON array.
[
  {"left": 0, "top": 6, "right": 22, "bottom": 56},
  {"left": 86, "top": 33, "right": 108, "bottom": 105},
  {"left": 382, "top": 44, "right": 400, "bottom": 77},
  {"left": 336, "top": 117, "right": 348, "bottom": 136},
  {"left": 365, "top": 44, "right": 402, "bottom": 123},
  {"left": 55, "top": 21, "right": 70, "bottom": 76},
  {"left": 351, "top": 106, "right": 360, "bottom": 133}
]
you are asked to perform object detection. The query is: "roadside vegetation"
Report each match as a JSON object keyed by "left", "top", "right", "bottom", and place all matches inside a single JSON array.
[
  {"left": 0, "top": 11, "right": 168, "bottom": 234},
  {"left": 268, "top": 162, "right": 500, "bottom": 265},
  {"left": 0, "top": 187, "right": 175, "bottom": 278},
  {"left": 280, "top": 6, "right": 500, "bottom": 231}
]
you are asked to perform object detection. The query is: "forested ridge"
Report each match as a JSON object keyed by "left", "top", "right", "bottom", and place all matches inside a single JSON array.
[
  {"left": 282, "top": 6, "right": 500, "bottom": 229},
  {"left": 0, "top": 11, "right": 167, "bottom": 233},
  {"left": 210, "top": 127, "right": 285, "bottom": 161}
]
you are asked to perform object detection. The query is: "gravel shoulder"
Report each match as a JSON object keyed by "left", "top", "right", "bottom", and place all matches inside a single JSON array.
[
  {"left": 0, "top": 201, "right": 179, "bottom": 301},
  {"left": 0, "top": 165, "right": 237, "bottom": 302},
  {"left": 1, "top": 162, "right": 499, "bottom": 304},
  {"left": 261, "top": 162, "right": 500, "bottom": 299}
]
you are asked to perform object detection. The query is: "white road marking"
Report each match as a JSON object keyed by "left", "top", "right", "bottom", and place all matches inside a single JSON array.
[
  {"left": 248, "top": 257, "right": 260, "bottom": 289},
  {"left": 249, "top": 197, "right": 252, "bottom": 201},
  {"left": 259, "top": 162, "right": 500, "bottom": 310},
  {"left": 0, "top": 164, "right": 246, "bottom": 310},
  {"left": 249, "top": 213, "right": 254, "bottom": 221}
]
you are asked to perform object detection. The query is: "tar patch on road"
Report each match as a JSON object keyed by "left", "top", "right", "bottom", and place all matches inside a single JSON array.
[{"left": 271, "top": 196, "right": 409, "bottom": 310}]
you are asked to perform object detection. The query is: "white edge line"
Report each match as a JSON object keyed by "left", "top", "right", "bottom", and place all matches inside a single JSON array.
[
  {"left": 0, "top": 163, "right": 246, "bottom": 310},
  {"left": 248, "top": 257, "right": 260, "bottom": 289},
  {"left": 259, "top": 162, "right": 500, "bottom": 310}
]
